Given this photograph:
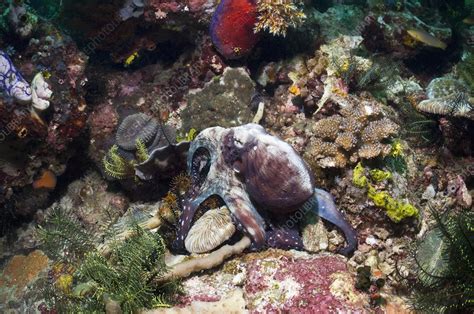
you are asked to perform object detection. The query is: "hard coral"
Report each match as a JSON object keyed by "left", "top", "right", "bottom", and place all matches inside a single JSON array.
[
  {"left": 304, "top": 94, "right": 399, "bottom": 168},
  {"left": 254, "top": 0, "right": 306, "bottom": 37},
  {"left": 416, "top": 77, "right": 474, "bottom": 120}
]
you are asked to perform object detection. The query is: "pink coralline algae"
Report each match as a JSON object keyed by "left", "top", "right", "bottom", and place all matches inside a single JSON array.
[{"left": 244, "top": 254, "right": 367, "bottom": 313}]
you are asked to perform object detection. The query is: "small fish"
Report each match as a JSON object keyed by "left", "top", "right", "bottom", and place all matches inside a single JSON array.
[
  {"left": 124, "top": 51, "right": 139, "bottom": 67},
  {"left": 407, "top": 29, "right": 447, "bottom": 50},
  {"left": 463, "top": 16, "right": 474, "bottom": 25}
]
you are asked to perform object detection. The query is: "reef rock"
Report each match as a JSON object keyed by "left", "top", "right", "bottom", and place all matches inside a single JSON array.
[
  {"left": 0, "top": 25, "right": 88, "bottom": 217},
  {"left": 156, "top": 250, "right": 367, "bottom": 313},
  {"left": 244, "top": 252, "right": 367, "bottom": 312},
  {"left": 0, "top": 250, "right": 49, "bottom": 303},
  {"left": 311, "top": 4, "right": 365, "bottom": 41},
  {"left": 180, "top": 67, "right": 256, "bottom": 132}
]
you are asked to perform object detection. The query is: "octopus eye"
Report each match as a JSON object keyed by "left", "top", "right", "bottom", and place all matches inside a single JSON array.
[{"left": 191, "top": 147, "right": 211, "bottom": 184}]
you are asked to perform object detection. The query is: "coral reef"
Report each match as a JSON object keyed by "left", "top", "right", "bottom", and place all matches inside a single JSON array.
[
  {"left": 0, "top": 36, "right": 87, "bottom": 216},
  {"left": 361, "top": 9, "right": 452, "bottom": 59},
  {"left": 244, "top": 253, "right": 367, "bottom": 312},
  {"left": 311, "top": 4, "right": 365, "bottom": 41},
  {"left": 0, "top": 250, "right": 49, "bottom": 302},
  {"left": 1, "top": 1, "right": 473, "bottom": 313}
]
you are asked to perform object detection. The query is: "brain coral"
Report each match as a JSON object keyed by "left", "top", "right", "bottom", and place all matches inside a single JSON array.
[{"left": 304, "top": 94, "right": 399, "bottom": 168}]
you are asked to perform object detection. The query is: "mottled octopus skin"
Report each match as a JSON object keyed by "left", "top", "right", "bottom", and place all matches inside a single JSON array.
[
  {"left": 173, "top": 124, "right": 358, "bottom": 256},
  {"left": 210, "top": 0, "right": 260, "bottom": 59},
  {"left": 0, "top": 50, "right": 32, "bottom": 103}
]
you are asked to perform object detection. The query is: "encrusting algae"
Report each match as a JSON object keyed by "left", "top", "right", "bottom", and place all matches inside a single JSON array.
[{"left": 353, "top": 162, "right": 418, "bottom": 223}]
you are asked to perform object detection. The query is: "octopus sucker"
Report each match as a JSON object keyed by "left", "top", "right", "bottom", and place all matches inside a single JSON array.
[{"left": 168, "top": 123, "right": 358, "bottom": 256}]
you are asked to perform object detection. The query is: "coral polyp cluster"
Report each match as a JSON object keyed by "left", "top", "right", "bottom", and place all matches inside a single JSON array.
[
  {"left": 254, "top": 0, "right": 306, "bottom": 37},
  {"left": 304, "top": 94, "right": 399, "bottom": 168}
]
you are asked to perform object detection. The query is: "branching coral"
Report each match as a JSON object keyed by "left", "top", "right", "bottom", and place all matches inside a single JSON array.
[
  {"left": 352, "top": 162, "right": 418, "bottom": 223},
  {"left": 254, "top": 0, "right": 306, "bottom": 37},
  {"left": 304, "top": 95, "right": 399, "bottom": 168}
]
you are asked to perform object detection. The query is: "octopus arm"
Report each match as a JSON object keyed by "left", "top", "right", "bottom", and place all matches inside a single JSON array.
[
  {"left": 173, "top": 187, "right": 218, "bottom": 252},
  {"left": 223, "top": 191, "right": 266, "bottom": 248},
  {"left": 314, "top": 188, "right": 358, "bottom": 256}
]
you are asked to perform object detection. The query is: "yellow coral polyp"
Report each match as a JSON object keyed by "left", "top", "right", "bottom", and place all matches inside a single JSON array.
[
  {"left": 340, "top": 59, "right": 350, "bottom": 72},
  {"left": 289, "top": 84, "right": 301, "bottom": 95},
  {"left": 56, "top": 274, "right": 74, "bottom": 294},
  {"left": 390, "top": 141, "right": 404, "bottom": 157}
]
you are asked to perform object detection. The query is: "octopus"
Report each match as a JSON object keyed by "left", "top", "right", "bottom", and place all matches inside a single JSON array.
[{"left": 172, "top": 123, "right": 358, "bottom": 256}]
